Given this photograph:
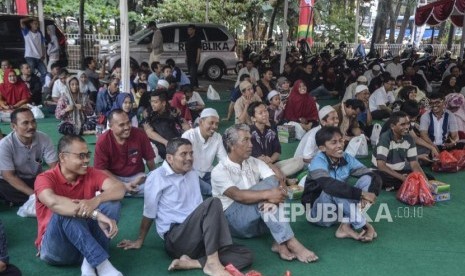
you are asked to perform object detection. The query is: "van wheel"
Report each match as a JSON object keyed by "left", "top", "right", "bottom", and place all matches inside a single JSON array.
[{"left": 204, "top": 60, "right": 224, "bottom": 81}]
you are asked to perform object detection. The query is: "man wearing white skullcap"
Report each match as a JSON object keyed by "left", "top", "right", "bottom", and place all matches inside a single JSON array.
[
  {"left": 182, "top": 108, "right": 227, "bottom": 196},
  {"left": 294, "top": 105, "right": 340, "bottom": 163},
  {"left": 363, "top": 64, "right": 382, "bottom": 85},
  {"left": 342, "top": 75, "right": 369, "bottom": 101}
]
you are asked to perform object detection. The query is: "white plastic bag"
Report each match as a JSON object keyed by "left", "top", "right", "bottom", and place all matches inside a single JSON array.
[
  {"left": 207, "top": 85, "right": 221, "bottom": 101},
  {"left": 345, "top": 135, "right": 368, "bottom": 158},
  {"left": 370, "top": 123, "right": 382, "bottom": 147},
  {"left": 17, "top": 194, "right": 36, "bottom": 217},
  {"left": 28, "top": 104, "right": 45, "bottom": 119},
  {"left": 284, "top": 121, "right": 306, "bottom": 140}
]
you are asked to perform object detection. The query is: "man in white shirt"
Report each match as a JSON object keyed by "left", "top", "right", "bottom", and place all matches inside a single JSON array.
[
  {"left": 117, "top": 138, "right": 252, "bottom": 275},
  {"left": 385, "top": 56, "right": 403, "bottom": 79},
  {"left": 342, "top": 75, "right": 368, "bottom": 101},
  {"left": 294, "top": 106, "right": 340, "bottom": 164},
  {"left": 182, "top": 108, "right": 227, "bottom": 196},
  {"left": 363, "top": 64, "right": 382, "bottom": 85},
  {"left": 51, "top": 69, "right": 68, "bottom": 102},
  {"left": 369, "top": 77, "right": 395, "bottom": 120},
  {"left": 212, "top": 124, "right": 318, "bottom": 263},
  {"left": 235, "top": 60, "right": 260, "bottom": 88}
]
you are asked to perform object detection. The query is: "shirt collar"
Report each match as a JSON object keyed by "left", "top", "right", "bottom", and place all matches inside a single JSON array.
[{"left": 195, "top": 127, "right": 206, "bottom": 143}]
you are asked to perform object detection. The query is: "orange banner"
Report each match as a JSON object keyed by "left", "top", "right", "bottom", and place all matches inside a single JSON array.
[{"left": 16, "top": 0, "right": 29, "bottom": 15}]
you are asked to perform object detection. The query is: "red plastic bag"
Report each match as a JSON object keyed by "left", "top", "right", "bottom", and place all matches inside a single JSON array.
[
  {"left": 397, "top": 172, "right": 435, "bottom": 206},
  {"left": 450, "top": 150, "right": 465, "bottom": 170},
  {"left": 418, "top": 178, "right": 435, "bottom": 206},
  {"left": 432, "top": 151, "right": 458, "bottom": 172}
]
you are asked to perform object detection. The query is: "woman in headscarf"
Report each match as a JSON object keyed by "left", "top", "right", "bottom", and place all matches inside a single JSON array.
[
  {"left": 283, "top": 79, "right": 318, "bottom": 138},
  {"left": 110, "top": 92, "right": 138, "bottom": 127},
  {"left": 0, "top": 69, "right": 30, "bottom": 110},
  {"left": 276, "top": 76, "right": 291, "bottom": 107},
  {"left": 77, "top": 70, "right": 97, "bottom": 104},
  {"left": 170, "top": 90, "right": 192, "bottom": 125},
  {"left": 439, "top": 75, "right": 460, "bottom": 96},
  {"left": 55, "top": 76, "right": 94, "bottom": 135},
  {"left": 445, "top": 93, "right": 465, "bottom": 139},
  {"left": 46, "top": 25, "right": 60, "bottom": 72}
]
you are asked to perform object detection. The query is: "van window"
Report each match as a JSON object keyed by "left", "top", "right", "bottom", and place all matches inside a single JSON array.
[
  {"left": 204, "top": 27, "right": 228, "bottom": 41},
  {"left": 139, "top": 33, "right": 152, "bottom": 44},
  {"left": 179, "top": 26, "right": 205, "bottom": 42},
  {"left": 161, "top": 27, "right": 174, "bottom": 43},
  {"left": 0, "top": 20, "right": 22, "bottom": 42}
]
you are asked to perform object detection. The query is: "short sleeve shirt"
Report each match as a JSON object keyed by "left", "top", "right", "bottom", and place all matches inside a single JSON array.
[
  {"left": 372, "top": 129, "right": 417, "bottom": 171},
  {"left": 94, "top": 127, "right": 155, "bottom": 177},
  {"left": 34, "top": 166, "right": 108, "bottom": 247},
  {"left": 250, "top": 125, "right": 281, "bottom": 158},
  {"left": 0, "top": 131, "right": 57, "bottom": 179},
  {"left": 211, "top": 157, "right": 275, "bottom": 210}
]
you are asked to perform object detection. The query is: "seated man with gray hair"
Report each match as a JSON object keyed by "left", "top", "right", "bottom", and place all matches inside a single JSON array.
[
  {"left": 212, "top": 124, "right": 318, "bottom": 263},
  {"left": 182, "top": 108, "right": 227, "bottom": 196},
  {"left": 118, "top": 138, "right": 252, "bottom": 275}
]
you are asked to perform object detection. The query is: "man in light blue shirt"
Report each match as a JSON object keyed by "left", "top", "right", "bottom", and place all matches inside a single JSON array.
[{"left": 117, "top": 138, "right": 252, "bottom": 275}]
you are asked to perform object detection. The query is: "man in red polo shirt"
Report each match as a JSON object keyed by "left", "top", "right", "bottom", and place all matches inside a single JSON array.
[
  {"left": 94, "top": 109, "right": 156, "bottom": 196},
  {"left": 35, "top": 134, "right": 126, "bottom": 275}
]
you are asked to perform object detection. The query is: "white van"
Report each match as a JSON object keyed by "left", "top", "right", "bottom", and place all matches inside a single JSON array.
[{"left": 98, "top": 22, "right": 238, "bottom": 81}]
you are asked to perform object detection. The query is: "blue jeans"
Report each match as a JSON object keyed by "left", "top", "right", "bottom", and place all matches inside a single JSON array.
[
  {"left": 224, "top": 176, "right": 294, "bottom": 244},
  {"left": 25, "top": 57, "right": 47, "bottom": 86},
  {"left": 40, "top": 201, "right": 121, "bottom": 267},
  {"left": 0, "top": 220, "right": 9, "bottom": 264},
  {"left": 309, "top": 175, "right": 372, "bottom": 229},
  {"left": 199, "top": 172, "right": 212, "bottom": 196},
  {"left": 309, "top": 84, "right": 332, "bottom": 99}
]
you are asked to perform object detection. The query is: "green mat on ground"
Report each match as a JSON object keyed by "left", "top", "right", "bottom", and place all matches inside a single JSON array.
[{"left": 1, "top": 93, "right": 465, "bottom": 276}]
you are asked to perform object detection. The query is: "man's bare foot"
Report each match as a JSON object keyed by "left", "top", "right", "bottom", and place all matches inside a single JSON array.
[
  {"left": 286, "top": 237, "right": 319, "bottom": 263},
  {"left": 271, "top": 242, "right": 296, "bottom": 261},
  {"left": 203, "top": 262, "right": 229, "bottom": 276},
  {"left": 335, "top": 223, "right": 364, "bottom": 240},
  {"left": 0, "top": 261, "right": 6, "bottom": 272},
  {"left": 360, "top": 223, "right": 377, "bottom": 242},
  {"left": 168, "top": 255, "right": 201, "bottom": 271}
]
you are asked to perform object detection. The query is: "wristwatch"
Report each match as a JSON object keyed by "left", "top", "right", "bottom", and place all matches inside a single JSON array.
[{"left": 91, "top": 209, "right": 100, "bottom": 220}]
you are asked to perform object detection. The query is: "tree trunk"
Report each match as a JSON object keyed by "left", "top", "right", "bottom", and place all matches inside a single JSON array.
[
  {"left": 396, "top": 0, "right": 411, "bottom": 44},
  {"left": 389, "top": 0, "right": 403, "bottom": 43},
  {"left": 371, "top": 0, "right": 390, "bottom": 51},
  {"left": 437, "top": 21, "right": 447, "bottom": 42},
  {"left": 447, "top": 24, "right": 454, "bottom": 50},
  {"left": 267, "top": 5, "right": 278, "bottom": 39},
  {"left": 79, "top": 0, "right": 85, "bottom": 70}
]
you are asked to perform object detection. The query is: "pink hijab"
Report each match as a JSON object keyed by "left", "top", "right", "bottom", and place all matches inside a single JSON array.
[{"left": 171, "top": 91, "right": 192, "bottom": 121}]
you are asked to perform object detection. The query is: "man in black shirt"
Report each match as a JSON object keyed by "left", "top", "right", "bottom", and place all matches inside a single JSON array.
[{"left": 185, "top": 24, "right": 201, "bottom": 88}]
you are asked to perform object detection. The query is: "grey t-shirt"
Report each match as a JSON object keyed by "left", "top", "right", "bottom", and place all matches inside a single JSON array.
[{"left": 0, "top": 131, "right": 57, "bottom": 179}]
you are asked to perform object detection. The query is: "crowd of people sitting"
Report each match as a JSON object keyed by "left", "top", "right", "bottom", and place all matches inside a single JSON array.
[{"left": 0, "top": 50, "right": 465, "bottom": 275}]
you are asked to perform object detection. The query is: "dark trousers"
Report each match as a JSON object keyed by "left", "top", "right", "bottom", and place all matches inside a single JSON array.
[
  {"left": 187, "top": 61, "right": 199, "bottom": 87},
  {"left": 371, "top": 109, "right": 391, "bottom": 120},
  {"left": 373, "top": 169, "right": 435, "bottom": 190},
  {"left": 164, "top": 198, "right": 253, "bottom": 270},
  {"left": 0, "top": 178, "right": 35, "bottom": 206}
]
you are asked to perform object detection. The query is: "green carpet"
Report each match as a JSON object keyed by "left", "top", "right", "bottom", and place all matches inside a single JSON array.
[{"left": 1, "top": 93, "right": 465, "bottom": 276}]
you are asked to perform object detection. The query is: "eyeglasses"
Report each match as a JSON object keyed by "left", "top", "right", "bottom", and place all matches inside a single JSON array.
[
  {"left": 430, "top": 100, "right": 443, "bottom": 106},
  {"left": 62, "top": 151, "right": 92, "bottom": 160}
]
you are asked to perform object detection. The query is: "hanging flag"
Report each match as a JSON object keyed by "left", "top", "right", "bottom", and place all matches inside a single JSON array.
[
  {"left": 16, "top": 0, "right": 29, "bottom": 15},
  {"left": 298, "top": 0, "right": 314, "bottom": 45}
]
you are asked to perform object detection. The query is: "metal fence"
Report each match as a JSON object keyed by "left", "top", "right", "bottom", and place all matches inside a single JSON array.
[{"left": 65, "top": 34, "right": 463, "bottom": 70}]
